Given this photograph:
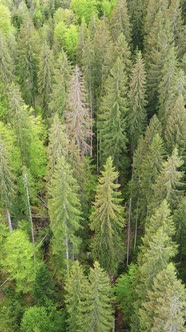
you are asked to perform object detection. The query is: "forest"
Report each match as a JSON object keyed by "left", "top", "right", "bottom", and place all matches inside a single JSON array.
[{"left": 0, "top": 0, "right": 186, "bottom": 331}]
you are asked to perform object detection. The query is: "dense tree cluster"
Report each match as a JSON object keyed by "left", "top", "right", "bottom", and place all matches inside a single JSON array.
[{"left": 0, "top": 0, "right": 186, "bottom": 331}]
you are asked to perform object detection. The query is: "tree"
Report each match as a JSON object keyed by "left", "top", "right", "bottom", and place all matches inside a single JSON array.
[
  {"left": 48, "top": 156, "right": 82, "bottom": 273},
  {"left": 17, "top": 17, "right": 39, "bottom": 107},
  {"left": 164, "top": 93, "right": 186, "bottom": 154},
  {"left": 150, "top": 148, "right": 184, "bottom": 212},
  {"left": 65, "top": 65, "right": 93, "bottom": 157},
  {"left": 98, "top": 57, "right": 128, "bottom": 170},
  {"left": 65, "top": 261, "right": 88, "bottom": 332},
  {"left": 139, "top": 263, "right": 186, "bottom": 332},
  {"left": 2, "top": 230, "right": 36, "bottom": 293},
  {"left": 90, "top": 157, "right": 125, "bottom": 274},
  {"left": 0, "top": 129, "right": 15, "bottom": 232},
  {"left": 70, "top": 0, "right": 98, "bottom": 24},
  {"left": 0, "top": 32, "right": 14, "bottom": 86},
  {"left": 113, "top": 32, "right": 132, "bottom": 82},
  {"left": 128, "top": 51, "right": 147, "bottom": 151},
  {"left": 80, "top": 261, "right": 113, "bottom": 332},
  {"left": 110, "top": 0, "right": 131, "bottom": 43},
  {"left": 48, "top": 113, "right": 69, "bottom": 179},
  {"left": 38, "top": 43, "right": 54, "bottom": 118},
  {"left": 127, "top": 0, "right": 144, "bottom": 48},
  {"left": 49, "top": 50, "right": 71, "bottom": 116},
  {"left": 131, "top": 200, "right": 177, "bottom": 331}
]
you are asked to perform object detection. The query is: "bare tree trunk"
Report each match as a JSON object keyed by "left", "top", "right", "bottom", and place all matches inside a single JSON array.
[
  {"left": 134, "top": 199, "right": 139, "bottom": 251},
  {"left": 6, "top": 208, "right": 12, "bottom": 233},
  {"left": 65, "top": 236, "right": 69, "bottom": 274},
  {"left": 127, "top": 197, "right": 132, "bottom": 266}
]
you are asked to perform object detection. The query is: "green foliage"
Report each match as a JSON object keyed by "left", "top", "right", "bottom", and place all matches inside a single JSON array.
[
  {"left": 115, "top": 264, "right": 137, "bottom": 323},
  {"left": 98, "top": 57, "right": 128, "bottom": 169},
  {"left": 90, "top": 157, "right": 125, "bottom": 274},
  {"left": 2, "top": 229, "right": 37, "bottom": 292},
  {"left": 0, "top": 4, "right": 12, "bottom": 36},
  {"left": 139, "top": 263, "right": 186, "bottom": 332},
  {"left": 79, "top": 261, "right": 114, "bottom": 332},
  {"left": 48, "top": 156, "right": 82, "bottom": 273},
  {"left": 71, "top": 0, "right": 98, "bottom": 24}
]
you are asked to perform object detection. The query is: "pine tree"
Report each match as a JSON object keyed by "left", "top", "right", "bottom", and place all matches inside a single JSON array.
[
  {"left": 65, "top": 65, "right": 93, "bottom": 157},
  {"left": 127, "top": 0, "right": 144, "bottom": 48},
  {"left": 90, "top": 157, "right": 125, "bottom": 274},
  {"left": 139, "top": 263, "right": 186, "bottom": 332},
  {"left": 80, "top": 261, "right": 113, "bottom": 332},
  {"left": 38, "top": 43, "right": 54, "bottom": 118},
  {"left": 65, "top": 261, "right": 88, "bottom": 332},
  {"left": 48, "top": 156, "right": 82, "bottom": 273},
  {"left": 49, "top": 50, "right": 71, "bottom": 116},
  {"left": 128, "top": 51, "right": 147, "bottom": 151},
  {"left": 98, "top": 57, "right": 128, "bottom": 170}
]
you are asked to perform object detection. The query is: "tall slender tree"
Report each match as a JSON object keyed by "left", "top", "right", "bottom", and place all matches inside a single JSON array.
[
  {"left": 48, "top": 156, "right": 82, "bottom": 273},
  {"left": 90, "top": 157, "right": 125, "bottom": 274},
  {"left": 128, "top": 51, "right": 147, "bottom": 151}
]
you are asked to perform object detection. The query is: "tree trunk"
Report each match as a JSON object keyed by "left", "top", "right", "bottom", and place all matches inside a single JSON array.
[{"left": 6, "top": 208, "right": 13, "bottom": 233}]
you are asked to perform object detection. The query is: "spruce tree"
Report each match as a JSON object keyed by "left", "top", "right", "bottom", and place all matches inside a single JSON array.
[
  {"left": 48, "top": 156, "right": 82, "bottom": 273},
  {"left": 65, "top": 65, "right": 93, "bottom": 157},
  {"left": 128, "top": 51, "right": 147, "bottom": 151},
  {"left": 80, "top": 261, "right": 113, "bottom": 332},
  {"left": 49, "top": 50, "right": 71, "bottom": 116},
  {"left": 131, "top": 200, "right": 177, "bottom": 331},
  {"left": 150, "top": 148, "right": 184, "bottom": 212},
  {"left": 65, "top": 261, "right": 88, "bottom": 332},
  {"left": 98, "top": 57, "right": 128, "bottom": 170},
  {"left": 48, "top": 113, "right": 69, "bottom": 179},
  {"left": 0, "top": 32, "right": 14, "bottom": 86},
  {"left": 139, "top": 263, "right": 186, "bottom": 332},
  {"left": 38, "top": 43, "right": 54, "bottom": 118},
  {"left": 90, "top": 157, "right": 125, "bottom": 274},
  {"left": 17, "top": 17, "right": 39, "bottom": 107},
  {"left": 0, "top": 131, "right": 15, "bottom": 232},
  {"left": 110, "top": 0, "right": 131, "bottom": 43}
]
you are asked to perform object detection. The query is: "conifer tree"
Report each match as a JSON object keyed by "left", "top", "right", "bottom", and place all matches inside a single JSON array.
[
  {"left": 48, "top": 156, "right": 82, "bottom": 273},
  {"left": 90, "top": 157, "right": 125, "bottom": 274},
  {"left": 139, "top": 263, "right": 186, "bottom": 332},
  {"left": 98, "top": 57, "right": 128, "bottom": 169},
  {"left": 131, "top": 200, "right": 177, "bottom": 331},
  {"left": 17, "top": 18, "right": 39, "bottom": 107},
  {"left": 114, "top": 33, "right": 132, "bottom": 80},
  {"left": 49, "top": 50, "right": 71, "bottom": 116},
  {"left": 38, "top": 43, "right": 54, "bottom": 118},
  {"left": 48, "top": 113, "right": 69, "bottom": 179},
  {"left": 80, "top": 261, "right": 113, "bottom": 332},
  {"left": 110, "top": 0, "right": 131, "bottom": 43},
  {"left": 65, "top": 65, "right": 93, "bottom": 157},
  {"left": 65, "top": 261, "right": 88, "bottom": 332},
  {"left": 127, "top": 0, "right": 144, "bottom": 48},
  {"left": 150, "top": 148, "right": 184, "bottom": 212},
  {"left": 0, "top": 32, "right": 14, "bottom": 86},
  {"left": 128, "top": 51, "right": 147, "bottom": 151},
  {"left": 0, "top": 132, "right": 14, "bottom": 232},
  {"left": 7, "top": 83, "right": 31, "bottom": 167},
  {"left": 164, "top": 93, "right": 186, "bottom": 154}
]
